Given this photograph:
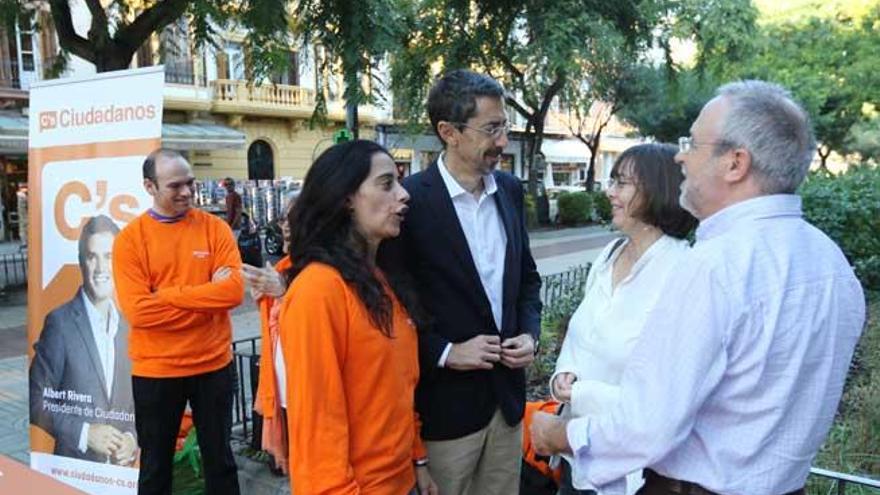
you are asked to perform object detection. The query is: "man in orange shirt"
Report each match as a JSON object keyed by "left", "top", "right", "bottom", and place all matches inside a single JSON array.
[{"left": 113, "top": 149, "right": 244, "bottom": 495}]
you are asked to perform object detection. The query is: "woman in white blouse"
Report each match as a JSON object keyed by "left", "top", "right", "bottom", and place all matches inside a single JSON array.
[{"left": 550, "top": 143, "right": 697, "bottom": 495}]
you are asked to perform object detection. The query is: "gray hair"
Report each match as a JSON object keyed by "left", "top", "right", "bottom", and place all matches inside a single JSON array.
[{"left": 715, "top": 80, "right": 816, "bottom": 193}]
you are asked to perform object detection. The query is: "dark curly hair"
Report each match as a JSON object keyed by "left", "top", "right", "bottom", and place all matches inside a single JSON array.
[{"left": 286, "top": 140, "right": 420, "bottom": 336}]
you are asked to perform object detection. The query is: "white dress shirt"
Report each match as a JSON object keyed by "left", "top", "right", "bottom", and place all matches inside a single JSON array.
[
  {"left": 566, "top": 195, "right": 865, "bottom": 495},
  {"left": 436, "top": 154, "right": 508, "bottom": 366},
  {"left": 79, "top": 291, "right": 120, "bottom": 454},
  {"left": 551, "top": 235, "right": 690, "bottom": 493}
]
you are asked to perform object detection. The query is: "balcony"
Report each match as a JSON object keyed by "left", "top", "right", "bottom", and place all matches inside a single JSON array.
[{"left": 211, "top": 79, "right": 317, "bottom": 119}]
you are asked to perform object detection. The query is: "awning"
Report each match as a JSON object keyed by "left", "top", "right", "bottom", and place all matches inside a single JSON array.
[
  {"left": 541, "top": 138, "right": 590, "bottom": 163},
  {"left": 0, "top": 117, "right": 247, "bottom": 154},
  {"left": 162, "top": 123, "right": 246, "bottom": 150}
]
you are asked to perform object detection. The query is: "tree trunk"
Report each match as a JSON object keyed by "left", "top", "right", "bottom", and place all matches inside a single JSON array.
[
  {"left": 346, "top": 100, "right": 359, "bottom": 139},
  {"left": 817, "top": 145, "right": 830, "bottom": 170},
  {"left": 585, "top": 128, "right": 603, "bottom": 191}
]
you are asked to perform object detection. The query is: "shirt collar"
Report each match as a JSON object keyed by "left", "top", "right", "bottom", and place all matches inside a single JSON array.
[
  {"left": 437, "top": 153, "right": 498, "bottom": 199},
  {"left": 696, "top": 194, "right": 803, "bottom": 242},
  {"left": 81, "top": 289, "right": 119, "bottom": 338}
]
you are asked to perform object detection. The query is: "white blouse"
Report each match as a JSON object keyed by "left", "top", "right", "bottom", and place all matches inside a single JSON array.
[{"left": 551, "top": 234, "right": 690, "bottom": 493}]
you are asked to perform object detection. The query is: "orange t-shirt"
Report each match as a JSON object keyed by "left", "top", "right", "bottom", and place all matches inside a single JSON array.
[
  {"left": 281, "top": 262, "right": 425, "bottom": 495},
  {"left": 113, "top": 208, "right": 244, "bottom": 377}
]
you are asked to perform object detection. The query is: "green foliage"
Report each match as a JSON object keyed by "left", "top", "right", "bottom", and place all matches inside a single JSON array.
[
  {"left": 809, "top": 294, "right": 880, "bottom": 493},
  {"left": 172, "top": 428, "right": 204, "bottom": 495},
  {"left": 527, "top": 264, "right": 590, "bottom": 399},
  {"left": 557, "top": 191, "right": 592, "bottom": 226},
  {"left": 591, "top": 191, "right": 612, "bottom": 224},
  {"left": 294, "top": 0, "right": 405, "bottom": 132},
  {"left": 617, "top": 66, "right": 716, "bottom": 143},
  {"left": 799, "top": 164, "right": 880, "bottom": 290},
  {"left": 846, "top": 116, "right": 880, "bottom": 162}
]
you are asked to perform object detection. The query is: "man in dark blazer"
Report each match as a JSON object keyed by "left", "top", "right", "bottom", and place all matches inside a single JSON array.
[
  {"left": 386, "top": 70, "right": 542, "bottom": 495},
  {"left": 30, "top": 215, "right": 137, "bottom": 465}
]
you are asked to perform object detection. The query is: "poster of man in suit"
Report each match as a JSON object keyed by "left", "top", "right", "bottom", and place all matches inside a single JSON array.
[{"left": 29, "top": 214, "right": 137, "bottom": 465}]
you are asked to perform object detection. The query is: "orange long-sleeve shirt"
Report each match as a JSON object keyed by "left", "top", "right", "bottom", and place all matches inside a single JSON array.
[
  {"left": 281, "top": 262, "right": 426, "bottom": 495},
  {"left": 113, "top": 208, "right": 244, "bottom": 377}
]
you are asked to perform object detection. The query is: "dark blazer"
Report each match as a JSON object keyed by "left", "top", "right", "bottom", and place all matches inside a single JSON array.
[
  {"left": 29, "top": 288, "right": 135, "bottom": 462},
  {"left": 384, "top": 162, "right": 542, "bottom": 440}
]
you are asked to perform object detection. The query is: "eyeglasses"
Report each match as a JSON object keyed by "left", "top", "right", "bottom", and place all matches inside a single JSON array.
[
  {"left": 608, "top": 176, "right": 635, "bottom": 189},
  {"left": 678, "top": 136, "right": 731, "bottom": 154},
  {"left": 457, "top": 122, "right": 511, "bottom": 139}
]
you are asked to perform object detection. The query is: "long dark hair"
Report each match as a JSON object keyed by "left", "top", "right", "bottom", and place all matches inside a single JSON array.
[{"left": 286, "top": 140, "right": 417, "bottom": 336}]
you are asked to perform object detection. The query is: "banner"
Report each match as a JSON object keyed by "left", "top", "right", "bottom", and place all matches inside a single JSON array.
[{"left": 27, "top": 66, "right": 164, "bottom": 494}]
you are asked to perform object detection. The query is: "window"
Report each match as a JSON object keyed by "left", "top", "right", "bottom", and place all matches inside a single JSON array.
[{"left": 271, "top": 51, "right": 299, "bottom": 86}]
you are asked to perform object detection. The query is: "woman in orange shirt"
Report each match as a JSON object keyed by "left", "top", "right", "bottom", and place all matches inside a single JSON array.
[
  {"left": 281, "top": 140, "right": 438, "bottom": 495},
  {"left": 243, "top": 189, "right": 300, "bottom": 474}
]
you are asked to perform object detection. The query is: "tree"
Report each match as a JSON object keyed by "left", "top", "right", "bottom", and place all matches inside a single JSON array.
[
  {"left": 1, "top": 0, "right": 290, "bottom": 74},
  {"left": 391, "top": 0, "right": 647, "bottom": 196},
  {"left": 616, "top": 66, "right": 716, "bottom": 144},
  {"left": 293, "top": 0, "right": 404, "bottom": 138}
]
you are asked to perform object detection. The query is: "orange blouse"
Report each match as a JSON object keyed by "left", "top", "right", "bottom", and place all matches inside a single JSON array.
[{"left": 281, "top": 262, "right": 425, "bottom": 494}]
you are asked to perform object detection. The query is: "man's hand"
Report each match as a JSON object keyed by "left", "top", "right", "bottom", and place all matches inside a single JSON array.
[
  {"left": 212, "top": 266, "right": 232, "bottom": 283},
  {"left": 500, "top": 333, "right": 536, "bottom": 369},
  {"left": 242, "top": 262, "right": 286, "bottom": 299},
  {"left": 446, "top": 335, "right": 502, "bottom": 370},
  {"left": 552, "top": 372, "right": 577, "bottom": 402},
  {"left": 113, "top": 433, "right": 138, "bottom": 466},
  {"left": 416, "top": 466, "right": 439, "bottom": 495},
  {"left": 87, "top": 424, "right": 125, "bottom": 457},
  {"left": 530, "top": 411, "right": 572, "bottom": 456}
]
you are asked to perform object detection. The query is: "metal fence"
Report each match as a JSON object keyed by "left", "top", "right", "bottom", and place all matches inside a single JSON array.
[
  {"left": 0, "top": 252, "right": 27, "bottom": 289},
  {"left": 810, "top": 467, "right": 880, "bottom": 494},
  {"left": 540, "top": 264, "right": 590, "bottom": 308}
]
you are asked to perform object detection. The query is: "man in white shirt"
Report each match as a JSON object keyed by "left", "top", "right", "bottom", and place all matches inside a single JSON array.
[
  {"left": 531, "top": 80, "right": 866, "bottom": 495},
  {"left": 30, "top": 215, "right": 137, "bottom": 465},
  {"left": 383, "top": 69, "right": 542, "bottom": 495}
]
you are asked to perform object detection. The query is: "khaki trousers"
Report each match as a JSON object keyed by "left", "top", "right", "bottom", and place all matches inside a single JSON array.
[{"left": 424, "top": 409, "right": 522, "bottom": 495}]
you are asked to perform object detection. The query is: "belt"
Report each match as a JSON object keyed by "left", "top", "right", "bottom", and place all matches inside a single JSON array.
[{"left": 643, "top": 469, "right": 805, "bottom": 495}]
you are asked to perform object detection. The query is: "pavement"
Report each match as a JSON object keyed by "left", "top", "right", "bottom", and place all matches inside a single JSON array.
[{"left": 0, "top": 224, "right": 616, "bottom": 494}]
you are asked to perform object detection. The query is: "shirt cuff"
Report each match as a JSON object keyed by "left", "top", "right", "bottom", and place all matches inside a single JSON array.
[
  {"left": 78, "top": 423, "right": 90, "bottom": 453},
  {"left": 566, "top": 416, "right": 591, "bottom": 458},
  {"left": 438, "top": 343, "right": 452, "bottom": 367}
]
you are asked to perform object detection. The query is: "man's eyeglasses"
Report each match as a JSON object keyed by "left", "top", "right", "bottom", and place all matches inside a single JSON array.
[
  {"left": 457, "top": 122, "right": 511, "bottom": 139},
  {"left": 678, "top": 136, "right": 731, "bottom": 154}
]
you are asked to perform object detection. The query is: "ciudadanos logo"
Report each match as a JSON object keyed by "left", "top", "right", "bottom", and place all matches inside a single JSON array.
[{"left": 38, "top": 104, "right": 158, "bottom": 132}]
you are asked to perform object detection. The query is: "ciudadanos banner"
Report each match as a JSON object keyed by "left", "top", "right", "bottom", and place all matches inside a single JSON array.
[{"left": 27, "top": 66, "right": 163, "bottom": 494}]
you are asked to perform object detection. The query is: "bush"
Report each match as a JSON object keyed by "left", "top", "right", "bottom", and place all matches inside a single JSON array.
[
  {"left": 808, "top": 293, "right": 880, "bottom": 493},
  {"left": 557, "top": 191, "right": 592, "bottom": 225},
  {"left": 800, "top": 164, "right": 880, "bottom": 290},
  {"left": 591, "top": 191, "right": 612, "bottom": 223}
]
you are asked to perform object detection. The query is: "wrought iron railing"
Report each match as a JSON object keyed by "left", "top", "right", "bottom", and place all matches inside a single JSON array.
[
  {"left": 809, "top": 467, "right": 880, "bottom": 494},
  {"left": 540, "top": 264, "right": 590, "bottom": 308}
]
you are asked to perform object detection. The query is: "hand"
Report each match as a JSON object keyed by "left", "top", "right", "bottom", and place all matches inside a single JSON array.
[
  {"left": 500, "top": 333, "right": 536, "bottom": 369},
  {"left": 242, "top": 262, "right": 286, "bottom": 299},
  {"left": 112, "top": 433, "right": 138, "bottom": 466},
  {"left": 212, "top": 266, "right": 232, "bottom": 283},
  {"left": 416, "top": 465, "right": 439, "bottom": 495},
  {"left": 87, "top": 424, "right": 125, "bottom": 457},
  {"left": 530, "top": 411, "right": 572, "bottom": 456},
  {"left": 446, "top": 335, "right": 501, "bottom": 370},
  {"left": 552, "top": 372, "right": 577, "bottom": 402}
]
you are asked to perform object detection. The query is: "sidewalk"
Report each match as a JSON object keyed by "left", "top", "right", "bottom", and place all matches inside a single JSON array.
[{"left": 0, "top": 225, "right": 612, "bottom": 493}]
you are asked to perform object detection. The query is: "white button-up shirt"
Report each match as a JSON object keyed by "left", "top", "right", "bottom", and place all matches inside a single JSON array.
[
  {"left": 79, "top": 291, "right": 120, "bottom": 454},
  {"left": 552, "top": 235, "right": 690, "bottom": 494},
  {"left": 436, "top": 155, "right": 508, "bottom": 366},
  {"left": 567, "top": 195, "right": 865, "bottom": 495}
]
